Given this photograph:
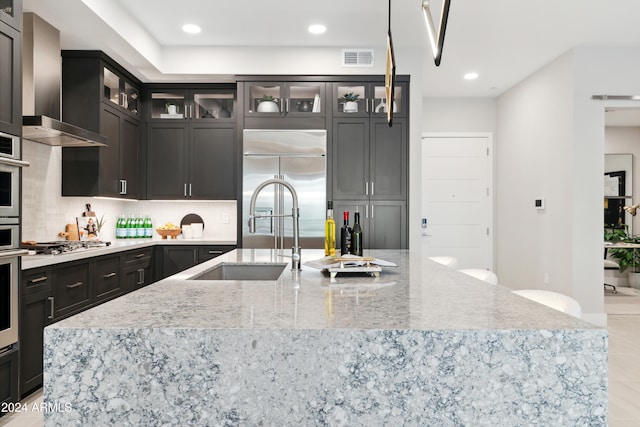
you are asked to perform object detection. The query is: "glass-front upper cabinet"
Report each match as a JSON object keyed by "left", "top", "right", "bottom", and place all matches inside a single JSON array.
[
  {"left": 148, "top": 88, "right": 236, "bottom": 121},
  {"left": 0, "top": 0, "right": 21, "bottom": 30},
  {"left": 245, "top": 82, "right": 325, "bottom": 117},
  {"left": 103, "top": 66, "right": 140, "bottom": 116},
  {"left": 332, "top": 81, "right": 406, "bottom": 118}
]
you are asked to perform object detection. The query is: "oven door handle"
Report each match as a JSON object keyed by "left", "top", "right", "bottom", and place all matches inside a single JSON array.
[
  {"left": 0, "top": 157, "right": 30, "bottom": 168},
  {"left": 0, "top": 249, "right": 29, "bottom": 258}
]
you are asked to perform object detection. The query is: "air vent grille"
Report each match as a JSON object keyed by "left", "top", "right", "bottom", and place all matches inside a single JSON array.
[{"left": 342, "top": 49, "right": 374, "bottom": 67}]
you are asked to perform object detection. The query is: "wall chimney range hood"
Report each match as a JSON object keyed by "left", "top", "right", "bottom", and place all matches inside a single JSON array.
[
  {"left": 22, "top": 115, "right": 107, "bottom": 146},
  {"left": 21, "top": 13, "right": 107, "bottom": 147}
]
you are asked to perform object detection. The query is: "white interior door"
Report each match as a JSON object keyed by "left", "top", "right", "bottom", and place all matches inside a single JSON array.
[{"left": 421, "top": 134, "right": 493, "bottom": 270}]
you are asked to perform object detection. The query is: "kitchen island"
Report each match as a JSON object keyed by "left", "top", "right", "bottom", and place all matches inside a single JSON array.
[{"left": 43, "top": 249, "right": 607, "bottom": 425}]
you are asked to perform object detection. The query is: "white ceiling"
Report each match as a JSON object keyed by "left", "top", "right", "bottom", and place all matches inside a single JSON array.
[{"left": 20, "top": 0, "right": 640, "bottom": 105}]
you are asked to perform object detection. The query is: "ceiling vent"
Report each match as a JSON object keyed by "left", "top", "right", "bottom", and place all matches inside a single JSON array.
[{"left": 342, "top": 49, "right": 374, "bottom": 67}]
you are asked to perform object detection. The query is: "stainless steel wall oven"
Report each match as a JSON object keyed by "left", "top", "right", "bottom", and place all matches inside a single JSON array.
[
  {"left": 0, "top": 132, "right": 28, "bottom": 353},
  {"left": 0, "top": 254, "right": 19, "bottom": 351}
]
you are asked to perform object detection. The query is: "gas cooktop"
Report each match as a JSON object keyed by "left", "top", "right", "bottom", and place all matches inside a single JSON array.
[{"left": 21, "top": 241, "right": 110, "bottom": 255}]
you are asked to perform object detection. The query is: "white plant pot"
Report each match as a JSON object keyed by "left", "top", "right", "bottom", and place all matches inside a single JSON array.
[
  {"left": 629, "top": 271, "right": 640, "bottom": 289},
  {"left": 257, "top": 100, "right": 279, "bottom": 113},
  {"left": 167, "top": 105, "right": 177, "bottom": 115},
  {"left": 344, "top": 101, "right": 358, "bottom": 113}
]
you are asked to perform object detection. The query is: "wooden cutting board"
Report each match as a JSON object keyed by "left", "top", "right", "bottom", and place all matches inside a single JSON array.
[{"left": 58, "top": 223, "right": 80, "bottom": 240}]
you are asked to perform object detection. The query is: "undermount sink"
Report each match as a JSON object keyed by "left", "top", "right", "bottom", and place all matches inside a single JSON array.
[{"left": 190, "top": 262, "right": 288, "bottom": 281}]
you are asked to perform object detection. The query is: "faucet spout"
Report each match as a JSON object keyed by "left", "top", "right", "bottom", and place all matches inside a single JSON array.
[{"left": 248, "top": 178, "right": 302, "bottom": 270}]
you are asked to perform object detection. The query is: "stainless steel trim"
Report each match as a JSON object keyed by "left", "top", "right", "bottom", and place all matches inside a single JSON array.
[
  {"left": 66, "top": 281, "right": 83, "bottom": 289},
  {"left": 48, "top": 297, "right": 54, "bottom": 320},
  {"left": 0, "top": 249, "right": 28, "bottom": 258},
  {"left": 30, "top": 275, "right": 48, "bottom": 284},
  {"left": 0, "top": 157, "right": 30, "bottom": 168},
  {"left": 23, "top": 116, "right": 108, "bottom": 147}
]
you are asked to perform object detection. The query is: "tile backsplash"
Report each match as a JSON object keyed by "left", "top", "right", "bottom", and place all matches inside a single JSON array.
[{"left": 22, "top": 140, "right": 237, "bottom": 242}]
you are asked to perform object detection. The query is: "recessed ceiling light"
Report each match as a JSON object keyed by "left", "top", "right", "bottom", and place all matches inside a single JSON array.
[
  {"left": 182, "top": 24, "right": 201, "bottom": 34},
  {"left": 308, "top": 24, "right": 326, "bottom": 34},
  {"left": 464, "top": 72, "right": 479, "bottom": 80}
]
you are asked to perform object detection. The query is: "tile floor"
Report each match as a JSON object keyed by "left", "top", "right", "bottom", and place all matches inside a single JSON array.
[{"left": 1, "top": 311, "right": 639, "bottom": 426}]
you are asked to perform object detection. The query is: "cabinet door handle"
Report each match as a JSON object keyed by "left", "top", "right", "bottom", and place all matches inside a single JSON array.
[
  {"left": 135, "top": 253, "right": 145, "bottom": 258},
  {"left": 285, "top": 99, "right": 289, "bottom": 114},
  {"left": 208, "top": 250, "right": 223, "bottom": 255},
  {"left": 365, "top": 182, "right": 368, "bottom": 196},
  {"left": 120, "top": 179, "right": 127, "bottom": 195},
  {"left": 48, "top": 297, "right": 54, "bottom": 320},
  {"left": 193, "top": 251, "right": 198, "bottom": 264},
  {"left": 366, "top": 205, "right": 368, "bottom": 219},
  {"left": 137, "top": 268, "right": 145, "bottom": 285},
  {"left": 371, "top": 205, "right": 374, "bottom": 219},
  {"left": 103, "top": 272, "right": 117, "bottom": 279},
  {"left": 66, "top": 281, "right": 83, "bottom": 289},
  {"left": 371, "top": 181, "right": 374, "bottom": 196},
  {"left": 30, "top": 276, "right": 48, "bottom": 284},
  {"left": 365, "top": 98, "right": 369, "bottom": 113},
  {"left": 189, "top": 183, "right": 192, "bottom": 197},
  {"left": 184, "top": 183, "right": 188, "bottom": 197}
]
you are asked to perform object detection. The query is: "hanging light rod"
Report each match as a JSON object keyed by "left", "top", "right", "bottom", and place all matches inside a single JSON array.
[{"left": 422, "top": 0, "right": 452, "bottom": 66}]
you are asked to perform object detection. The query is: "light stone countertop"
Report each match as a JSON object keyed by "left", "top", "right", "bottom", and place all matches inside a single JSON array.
[
  {"left": 21, "top": 238, "right": 237, "bottom": 269},
  {"left": 47, "top": 248, "right": 599, "bottom": 331},
  {"left": 43, "top": 249, "right": 607, "bottom": 425}
]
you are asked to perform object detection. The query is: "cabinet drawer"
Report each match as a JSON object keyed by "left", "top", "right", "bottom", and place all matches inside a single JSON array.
[
  {"left": 198, "top": 245, "right": 235, "bottom": 262},
  {"left": 52, "top": 261, "right": 90, "bottom": 320},
  {"left": 122, "top": 248, "right": 153, "bottom": 268},
  {"left": 93, "top": 255, "right": 122, "bottom": 304},
  {"left": 22, "top": 268, "right": 51, "bottom": 296}
]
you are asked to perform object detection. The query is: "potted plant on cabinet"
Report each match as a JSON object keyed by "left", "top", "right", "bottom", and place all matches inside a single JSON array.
[
  {"left": 339, "top": 93, "right": 360, "bottom": 113},
  {"left": 605, "top": 226, "right": 640, "bottom": 287}
]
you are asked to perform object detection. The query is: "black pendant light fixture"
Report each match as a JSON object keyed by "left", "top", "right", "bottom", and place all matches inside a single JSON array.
[
  {"left": 385, "top": 0, "right": 396, "bottom": 126},
  {"left": 422, "top": 0, "right": 451, "bottom": 66}
]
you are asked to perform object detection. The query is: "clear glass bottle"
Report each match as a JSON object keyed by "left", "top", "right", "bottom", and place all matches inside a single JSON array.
[{"left": 324, "top": 201, "right": 336, "bottom": 256}]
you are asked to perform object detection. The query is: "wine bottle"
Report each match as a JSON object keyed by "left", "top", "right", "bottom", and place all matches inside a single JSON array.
[
  {"left": 340, "top": 211, "right": 352, "bottom": 255},
  {"left": 351, "top": 211, "right": 363, "bottom": 256},
  {"left": 324, "top": 201, "right": 336, "bottom": 256}
]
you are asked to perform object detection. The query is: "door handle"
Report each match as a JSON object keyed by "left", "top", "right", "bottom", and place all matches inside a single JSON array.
[
  {"left": 66, "top": 281, "right": 83, "bottom": 289},
  {"left": 30, "top": 276, "right": 48, "bottom": 284},
  {"left": 120, "top": 179, "right": 127, "bottom": 195},
  {"left": 103, "top": 272, "right": 117, "bottom": 279},
  {"left": 48, "top": 297, "right": 54, "bottom": 320}
]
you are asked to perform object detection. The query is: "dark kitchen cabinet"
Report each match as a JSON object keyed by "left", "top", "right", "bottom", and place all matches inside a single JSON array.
[
  {"left": 19, "top": 266, "right": 51, "bottom": 398},
  {"left": 61, "top": 51, "right": 144, "bottom": 199},
  {"left": 333, "top": 117, "right": 407, "bottom": 201},
  {"left": 0, "top": 0, "right": 22, "bottom": 31},
  {"left": 93, "top": 254, "right": 122, "bottom": 304},
  {"left": 0, "top": 21, "right": 21, "bottom": 136},
  {"left": 121, "top": 247, "right": 153, "bottom": 293},
  {"left": 0, "top": 346, "right": 18, "bottom": 407},
  {"left": 147, "top": 121, "right": 236, "bottom": 200},
  {"left": 51, "top": 260, "right": 91, "bottom": 320},
  {"left": 333, "top": 200, "right": 407, "bottom": 250},
  {"left": 331, "top": 80, "right": 407, "bottom": 119},
  {"left": 160, "top": 245, "right": 235, "bottom": 279},
  {"left": 331, "top": 77, "right": 409, "bottom": 249},
  {"left": 145, "top": 84, "right": 237, "bottom": 200},
  {"left": 146, "top": 86, "right": 235, "bottom": 122},
  {"left": 239, "top": 78, "right": 326, "bottom": 129}
]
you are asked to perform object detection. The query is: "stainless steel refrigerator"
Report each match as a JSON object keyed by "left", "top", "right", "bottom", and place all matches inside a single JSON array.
[{"left": 242, "top": 129, "right": 326, "bottom": 250}]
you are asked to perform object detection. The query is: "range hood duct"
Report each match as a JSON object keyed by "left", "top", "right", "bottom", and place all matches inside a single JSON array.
[{"left": 22, "top": 13, "right": 107, "bottom": 147}]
